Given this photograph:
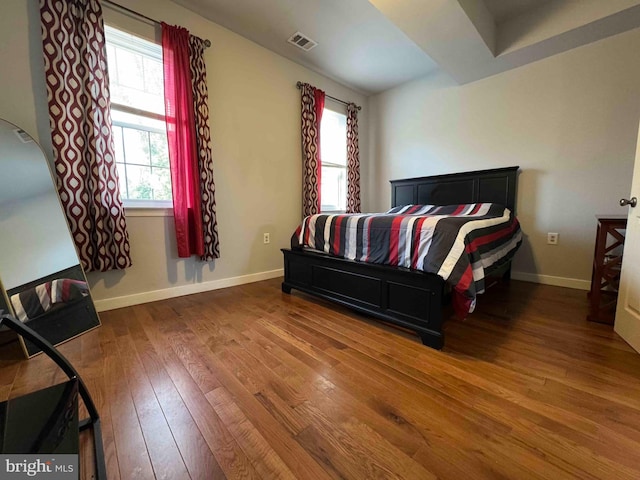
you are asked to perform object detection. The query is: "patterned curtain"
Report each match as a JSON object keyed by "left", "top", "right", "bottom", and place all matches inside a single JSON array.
[
  {"left": 40, "top": 0, "right": 132, "bottom": 272},
  {"left": 189, "top": 37, "right": 220, "bottom": 261},
  {"left": 346, "top": 103, "right": 361, "bottom": 214},
  {"left": 162, "top": 23, "right": 219, "bottom": 260},
  {"left": 300, "top": 83, "right": 325, "bottom": 216}
]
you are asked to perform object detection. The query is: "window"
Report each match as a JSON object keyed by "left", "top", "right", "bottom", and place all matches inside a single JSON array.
[
  {"left": 105, "top": 26, "right": 171, "bottom": 207},
  {"left": 320, "top": 107, "right": 347, "bottom": 212}
]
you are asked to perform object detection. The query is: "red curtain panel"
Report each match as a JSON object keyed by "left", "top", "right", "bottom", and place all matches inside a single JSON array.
[
  {"left": 346, "top": 103, "right": 361, "bottom": 213},
  {"left": 189, "top": 36, "right": 220, "bottom": 261},
  {"left": 40, "top": 0, "right": 132, "bottom": 272},
  {"left": 162, "top": 23, "right": 205, "bottom": 258},
  {"left": 300, "top": 83, "right": 325, "bottom": 216}
]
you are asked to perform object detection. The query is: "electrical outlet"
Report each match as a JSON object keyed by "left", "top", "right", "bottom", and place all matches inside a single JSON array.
[
  {"left": 263, "top": 233, "right": 270, "bottom": 244},
  {"left": 547, "top": 232, "right": 559, "bottom": 245}
]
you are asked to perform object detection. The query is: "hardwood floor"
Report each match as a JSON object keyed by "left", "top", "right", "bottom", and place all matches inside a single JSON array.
[{"left": 2, "top": 278, "right": 640, "bottom": 479}]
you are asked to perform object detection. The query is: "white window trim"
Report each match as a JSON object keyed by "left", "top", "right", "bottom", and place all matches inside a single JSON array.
[
  {"left": 125, "top": 206, "right": 174, "bottom": 217},
  {"left": 320, "top": 105, "right": 348, "bottom": 213},
  {"left": 322, "top": 160, "right": 346, "bottom": 168},
  {"left": 112, "top": 116, "right": 172, "bottom": 209},
  {"left": 124, "top": 198, "right": 172, "bottom": 208},
  {"left": 112, "top": 103, "right": 166, "bottom": 124},
  {"left": 124, "top": 198, "right": 173, "bottom": 217},
  {"left": 107, "top": 24, "right": 171, "bottom": 210}
]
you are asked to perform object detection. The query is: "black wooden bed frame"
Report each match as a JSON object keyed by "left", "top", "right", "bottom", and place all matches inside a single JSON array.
[{"left": 281, "top": 166, "right": 519, "bottom": 349}]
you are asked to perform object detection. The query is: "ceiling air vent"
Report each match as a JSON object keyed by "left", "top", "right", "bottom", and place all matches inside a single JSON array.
[
  {"left": 287, "top": 31, "right": 318, "bottom": 52},
  {"left": 13, "top": 128, "right": 33, "bottom": 143}
]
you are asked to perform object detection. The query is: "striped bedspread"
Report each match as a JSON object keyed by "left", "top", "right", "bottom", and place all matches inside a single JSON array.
[
  {"left": 295, "top": 203, "right": 522, "bottom": 316},
  {"left": 10, "top": 279, "right": 89, "bottom": 323}
]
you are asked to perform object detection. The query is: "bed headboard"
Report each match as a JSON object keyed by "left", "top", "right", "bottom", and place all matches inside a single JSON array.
[{"left": 390, "top": 166, "right": 519, "bottom": 213}]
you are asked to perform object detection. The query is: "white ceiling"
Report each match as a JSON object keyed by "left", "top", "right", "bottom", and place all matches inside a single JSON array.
[
  {"left": 171, "top": 0, "right": 640, "bottom": 94},
  {"left": 170, "top": 0, "right": 438, "bottom": 94}
]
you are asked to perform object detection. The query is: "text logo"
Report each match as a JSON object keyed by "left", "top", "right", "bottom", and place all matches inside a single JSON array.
[{"left": 0, "top": 455, "right": 78, "bottom": 479}]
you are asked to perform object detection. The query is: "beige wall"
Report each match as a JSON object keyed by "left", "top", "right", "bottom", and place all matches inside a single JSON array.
[
  {"left": 368, "top": 28, "right": 640, "bottom": 287},
  {"left": 0, "top": 0, "right": 368, "bottom": 307}
]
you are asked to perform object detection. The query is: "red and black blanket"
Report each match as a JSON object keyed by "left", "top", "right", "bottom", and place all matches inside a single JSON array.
[{"left": 294, "top": 203, "right": 522, "bottom": 317}]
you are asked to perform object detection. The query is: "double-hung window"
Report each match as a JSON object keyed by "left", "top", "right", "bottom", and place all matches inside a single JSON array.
[
  {"left": 320, "top": 107, "right": 348, "bottom": 212},
  {"left": 105, "top": 26, "right": 171, "bottom": 207}
]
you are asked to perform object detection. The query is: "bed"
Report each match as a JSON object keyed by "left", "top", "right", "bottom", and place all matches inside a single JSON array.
[
  {"left": 281, "top": 166, "right": 521, "bottom": 349},
  {"left": 10, "top": 278, "right": 89, "bottom": 323}
]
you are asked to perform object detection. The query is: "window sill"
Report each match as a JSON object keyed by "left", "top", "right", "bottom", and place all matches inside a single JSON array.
[{"left": 125, "top": 207, "right": 173, "bottom": 217}]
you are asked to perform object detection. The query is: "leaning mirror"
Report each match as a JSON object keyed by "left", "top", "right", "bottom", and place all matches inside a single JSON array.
[{"left": 0, "top": 118, "right": 100, "bottom": 357}]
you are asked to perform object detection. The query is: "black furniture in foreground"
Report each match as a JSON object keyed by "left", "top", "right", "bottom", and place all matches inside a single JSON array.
[
  {"left": 0, "top": 380, "right": 79, "bottom": 455},
  {"left": 0, "top": 313, "right": 106, "bottom": 480},
  {"left": 282, "top": 166, "right": 519, "bottom": 349}
]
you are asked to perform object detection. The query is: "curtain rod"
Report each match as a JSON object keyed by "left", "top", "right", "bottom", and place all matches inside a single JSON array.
[
  {"left": 296, "top": 82, "right": 361, "bottom": 111},
  {"left": 102, "top": 0, "right": 211, "bottom": 48}
]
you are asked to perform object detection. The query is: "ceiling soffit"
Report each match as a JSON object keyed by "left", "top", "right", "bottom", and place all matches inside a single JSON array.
[{"left": 369, "top": 0, "right": 640, "bottom": 85}]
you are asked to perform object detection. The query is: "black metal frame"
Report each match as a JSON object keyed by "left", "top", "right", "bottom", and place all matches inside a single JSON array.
[
  {"left": 0, "top": 313, "right": 106, "bottom": 480},
  {"left": 282, "top": 166, "right": 519, "bottom": 349}
]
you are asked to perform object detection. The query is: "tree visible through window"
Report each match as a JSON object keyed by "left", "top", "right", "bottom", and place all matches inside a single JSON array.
[
  {"left": 320, "top": 107, "right": 347, "bottom": 212},
  {"left": 105, "top": 26, "right": 172, "bottom": 205}
]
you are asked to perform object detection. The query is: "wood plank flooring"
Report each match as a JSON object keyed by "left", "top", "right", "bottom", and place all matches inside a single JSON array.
[{"left": 1, "top": 278, "right": 640, "bottom": 479}]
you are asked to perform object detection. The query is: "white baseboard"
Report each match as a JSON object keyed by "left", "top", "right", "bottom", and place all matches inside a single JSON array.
[
  {"left": 93, "top": 267, "right": 588, "bottom": 312},
  {"left": 511, "top": 271, "right": 590, "bottom": 291},
  {"left": 93, "top": 268, "right": 284, "bottom": 312}
]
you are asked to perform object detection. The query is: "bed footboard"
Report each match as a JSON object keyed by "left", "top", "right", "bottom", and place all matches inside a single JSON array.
[{"left": 281, "top": 248, "right": 445, "bottom": 349}]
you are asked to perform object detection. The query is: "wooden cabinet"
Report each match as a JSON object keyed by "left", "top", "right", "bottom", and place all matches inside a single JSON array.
[{"left": 588, "top": 216, "right": 627, "bottom": 324}]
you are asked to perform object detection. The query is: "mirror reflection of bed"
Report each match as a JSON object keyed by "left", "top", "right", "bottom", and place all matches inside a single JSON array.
[{"left": 0, "top": 118, "right": 100, "bottom": 358}]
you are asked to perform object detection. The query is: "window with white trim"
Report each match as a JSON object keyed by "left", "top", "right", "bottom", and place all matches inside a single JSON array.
[
  {"left": 320, "top": 107, "right": 347, "bottom": 212},
  {"left": 105, "top": 26, "right": 172, "bottom": 207}
]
